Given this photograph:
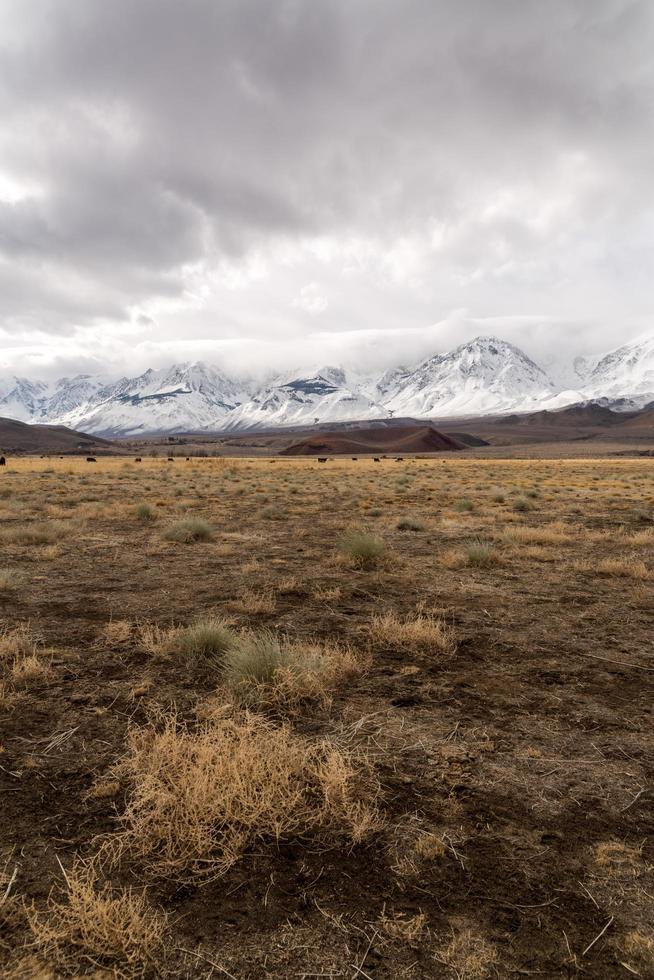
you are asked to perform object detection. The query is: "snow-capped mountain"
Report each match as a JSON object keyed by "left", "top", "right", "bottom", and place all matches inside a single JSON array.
[
  {"left": 222, "top": 366, "right": 385, "bottom": 431},
  {"left": 2, "top": 331, "right": 653, "bottom": 435},
  {"left": 53, "top": 362, "right": 249, "bottom": 436},
  {"left": 0, "top": 377, "right": 51, "bottom": 421},
  {"left": 382, "top": 337, "right": 566, "bottom": 418},
  {"left": 580, "top": 334, "right": 654, "bottom": 407}
]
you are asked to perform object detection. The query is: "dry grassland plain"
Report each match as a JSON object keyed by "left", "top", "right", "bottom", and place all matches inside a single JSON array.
[{"left": 0, "top": 455, "right": 652, "bottom": 978}]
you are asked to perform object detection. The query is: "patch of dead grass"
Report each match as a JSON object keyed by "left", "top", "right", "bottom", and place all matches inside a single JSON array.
[
  {"left": 25, "top": 860, "right": 168, "bottom": 977},
  {"left": 106, "top": 712, "right": 382, "bottom": 882},
  {"left": 435, "top": 921, "right": 498, "bottom": 979},
  {"left": 370, "top": 611, "right": 456, "bottom": 655}
]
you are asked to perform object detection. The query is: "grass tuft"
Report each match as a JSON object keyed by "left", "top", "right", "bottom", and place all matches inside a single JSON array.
[
  {"left": 339, "top": 530, "right": 386, "bottom": 569},
  {"left": 163, "top": 517, "right": 213, "bottom": 543}
]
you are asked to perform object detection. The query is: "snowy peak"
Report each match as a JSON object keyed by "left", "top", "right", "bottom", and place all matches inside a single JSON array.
[
  {"left": 223, "top": 365, "right": 386, "bottom": 431},
  {"left": 583, "top": 334, "right": 654, "bottom": 406},
  {"left": 49, "top": 361, "right": 248, "bottom": 436},
  {"left": 383, "top": 335, "right": 557, "bottom": 418}
]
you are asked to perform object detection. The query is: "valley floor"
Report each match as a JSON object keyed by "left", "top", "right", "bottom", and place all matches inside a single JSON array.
[{"left": 0, "top": 455, "right": 652, "bottom": 978}]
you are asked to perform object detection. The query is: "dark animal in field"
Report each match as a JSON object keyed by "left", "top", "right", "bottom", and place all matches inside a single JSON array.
[
  {"left": 395, "top": 457, "right": 404, "bottom": 461},
  {"left": 317, "top": 457, "right": 327, "bottom": 463},
  {"left": 186, "top": 457, "right": 190, "bottom": 461},
  {"left": 135, "top": 457, "right": 142, "bottom": 462},
  {"left": 373, "top": 457, "right": 380, "bottom": 462},
  {"left": 86, "top": 457, "right": 97, "bottom": 462},
  {"left": 0, "top": 456, "right": 5, "bottom": 466},
  {"left": 351, "top": 457, "right": 358, "bottom": 461},
  {"left": 167, "top": 457, "right": 174, "bottom": 462}
]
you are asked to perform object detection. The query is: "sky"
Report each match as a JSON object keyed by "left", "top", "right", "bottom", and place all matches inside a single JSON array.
[{"left": 0, "top": 0, "right": 653, "bottom": 380}]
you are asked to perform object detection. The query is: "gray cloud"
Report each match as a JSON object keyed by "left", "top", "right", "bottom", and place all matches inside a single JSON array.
[{"left": 0, "top": 0, "right": 653, "bottom": 374}]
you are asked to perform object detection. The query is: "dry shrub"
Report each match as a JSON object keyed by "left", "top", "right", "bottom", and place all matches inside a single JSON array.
[
  {"left": 26, "top": 860, "right": 168, "bottom": 977},
  {"left": 370, "top": 612, "right": 456, "bottom": 656},
  {"left": 594, "top": 840, "right": 644, "bottom": 878},
  {"left": 9, "top": 655, "right": 52, "bottom": 689},
  {"left": 501, "top": 522, "right": 572, "bottom": 546},
  {"left": 222, "top": 630, "right": 362, "bottom": 710},
  {"left": 108, "top": 712, "right": 382, "bottom": 881},
  {"left": 138, "top": 623, "right": 176, "bottom": 657},
  {"left": 0, "top": 519, "right": 79, "bottom": 546},
  {"left": 3, "top": 955, "right": 55, "bottom": 979},
  {"left": 0, "top": 626, "right": 52, "bottom": 690},
  {"left": 593, "top": 558, "right": 649, "bottom": 580},
  {"left": 628, "top": 527, "right": 654, "bottom": 546},
  {"left": 379, "top": 909, "right": 428, "bottom": 945},
  {"left": 162, "top": 517, "right": 213, "bottom": 543},
  {"left": 86, "top": 778, "right": 122, "bottom": 800},
  {"left": 387, "top": 818, "right": 448, "bottom": 877},
  {"left": 230, "top": 588, "right": 276, "bottom": 615},
  {"left": 464, "top": 539, "right": 497, "bottom": 568},
  {"left": 103, "top": 620, "right": 132, "bottom": 645},
  {"left": 441, "top": 547, "right": 465, "bottom": 569},
  {"left": 338, "top": 530, "right": 386, "bottom": 569},
  {"left": 435, "top": 921, "right": 498, "bottom": 979},
  {"left": 313, "top": 585, "right": 342, "bottom": 602}
]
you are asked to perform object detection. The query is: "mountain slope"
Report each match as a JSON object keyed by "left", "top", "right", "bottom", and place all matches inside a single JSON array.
[
  {"left": 0, "top": 416, "right": 112, "bottom": 453},
  {"left": 52, "top": 362, "right": 248, "bottom": 436},
  {"left": 221, "top": 367, "right": 386, "bottom": 431},
  {"left": 580, "top": 334, "right": 654, "bottom": 407},
  {"left": 382, "top": 336, "right": 561, "bottom": 417}
]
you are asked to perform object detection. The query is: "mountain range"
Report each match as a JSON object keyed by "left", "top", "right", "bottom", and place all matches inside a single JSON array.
[{"left": 1, "top": 334, "right": 653, "bottom": 437}]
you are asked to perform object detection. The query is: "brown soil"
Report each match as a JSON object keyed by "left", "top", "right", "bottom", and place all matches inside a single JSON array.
[{"left": 0, "top": 455, "right": 652, "bottom": 978}]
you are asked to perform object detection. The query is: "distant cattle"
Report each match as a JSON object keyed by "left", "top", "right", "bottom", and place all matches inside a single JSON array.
[
  {"left": 395, "top": 457, "right": 404, "bottom": 461},
  {"left": 0, "top": 456, "right": 5, "bottom": 466},
  {"left": 351, "top": 457, "right": 358, "bottom": 461},
  {"left": 135, "top": 457, "right": 142, "bottom": 462},
  {"left": 86, "top": 457, "right": 97, "bottom": 463},
  {"left": 167, "top": 457, "right": 174, "bottom": 462},
  {"left": 373, "top": 457, "right": 380, "bottom": 462},
  {"left": 186, "top": 457, "right": 190, "bottom": 461},
  {"left": 317, "top": 457, "right": 327, "bottom": 463}
]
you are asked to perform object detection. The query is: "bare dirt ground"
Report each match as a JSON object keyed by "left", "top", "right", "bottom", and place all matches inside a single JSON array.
[{"left": 0, "top": 455, "right": 652, "bottom": 978}]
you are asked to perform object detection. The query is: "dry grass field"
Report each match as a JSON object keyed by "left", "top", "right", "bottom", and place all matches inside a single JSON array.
[{"left": 0, "top": 455, "right": 652, "bottom": 978}]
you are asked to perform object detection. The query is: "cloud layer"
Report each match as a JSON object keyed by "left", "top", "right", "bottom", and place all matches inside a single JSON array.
[{"left": 1, "top": 0, "right": 653, "bottom": 377}]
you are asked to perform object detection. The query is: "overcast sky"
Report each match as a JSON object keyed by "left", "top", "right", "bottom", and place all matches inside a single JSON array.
[{"left": 1, "top": 0, "right": 653, "bottom": 380}]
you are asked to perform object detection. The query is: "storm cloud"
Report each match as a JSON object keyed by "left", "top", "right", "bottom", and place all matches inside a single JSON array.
[{"left": 1, "top": 0, "right": 653, "bottom": 376}]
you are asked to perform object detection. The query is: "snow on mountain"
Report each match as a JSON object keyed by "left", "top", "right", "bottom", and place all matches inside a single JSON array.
[
  {"left": 45, "top": 375, "right": 106, "bottom": 418},
  {"left": 2, "top": 332, "right": 654, "bottom": 434},
  {"left": 382, "top": 336, "right": 560, "bottom": 418},
  {"left": 221, "top": 366, "right": 387, "bottom": 431},
  {"left": 0, "top": 377, "right": 51, "bottom": 421},
  {"left": 52, "top": 362, "right": 248, "bottom": 436},
  {"left": 579, "top": 334, "right": 654, "bottom": 407}
]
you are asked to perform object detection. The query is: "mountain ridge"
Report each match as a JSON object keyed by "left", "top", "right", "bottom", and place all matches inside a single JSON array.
[{"left": 1, "top": 333, "right": 653, "bottom": 436}]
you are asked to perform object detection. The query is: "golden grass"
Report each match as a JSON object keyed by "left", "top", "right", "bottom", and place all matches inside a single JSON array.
[
  {"left": 107, "top": 712, "right": 382, "bottom": 882},
  {"left": 588, "top": 557, "right": 649, "bottom": 580},
  {"left": 0, "top": 626, "right": 52, "bottom": 690},
  {"left": 435, "top": 922, "right": 498, "bottom": 979},
  {"left": 221, "top": 631, "right": 363, "bottom": 711},
  {"left": 370, "top": 612, "right": 456, "bottom": 655},
  {"left": 103, "top": 621, "right": 133, "bottom": 645},
  {"left": 379, "top": 909, "right": 428, "bottom": 944},
  {"left": 26, "top": 860, "right": 168, "bottom": 977},
  {"left": 501, "top": 521, "right": 573, "bottom": 546}
]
